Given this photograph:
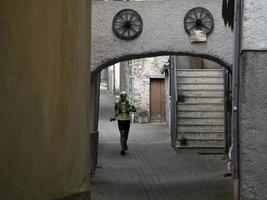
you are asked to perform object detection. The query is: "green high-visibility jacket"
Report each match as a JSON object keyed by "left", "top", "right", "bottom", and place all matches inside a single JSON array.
[{"left": 115, "top": 100, "right": 134, "bottom": 121}]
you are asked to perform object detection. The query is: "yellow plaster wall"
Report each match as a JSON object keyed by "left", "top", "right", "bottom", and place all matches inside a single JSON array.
[{"left": 0, "top": 0, "right": 91, "bottom": 199}]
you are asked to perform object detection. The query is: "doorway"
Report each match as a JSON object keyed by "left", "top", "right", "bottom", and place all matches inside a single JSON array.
[{"left": 150, "top": 78, "right": 166, "bottom": 122}]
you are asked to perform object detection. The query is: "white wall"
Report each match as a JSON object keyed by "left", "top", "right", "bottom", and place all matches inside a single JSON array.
[
  {"left": 91, "top": 0, "right": 233, "bottom": 72},
  {"left": 242, "top": 0, "right": 267, "bottom": 50},
  {"left": 107, "top": 63, "right": 120, "bottom": 94},
  {"left": 240, "top": 0, "right": 267, "bottom": 199}
]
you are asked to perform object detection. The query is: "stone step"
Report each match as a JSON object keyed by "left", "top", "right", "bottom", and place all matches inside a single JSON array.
[
  {"left": 182, "top": 90, "right": 224, "bottom": 97},
  {"left": 181, "top": 97, "right": 224, "bottom": 104},
  {"left": 178, "top": 125, "right": 224, "bottom": 132},
  {"left": 177, "top": 131, "right": 225, "bottom": 139},
  {"left": 177, "top": 69, "right": 224, "bottom": 77},
  {"left": 177, "top": 111, "right": 224, "bottom": 118},
  {"left": 176, "top": 146, "right": 225, "bottom": 154},
  {"left": 178, "top": 82, "right": 223, "bottom": 86},
  {"left": 177, "top": 138, "right": 225, "bottom": 147},
  {"left": 178, "top": 77, "right": 224, "bottom": 84},
  {"left": 177, "top": 118, "right": 224, "bottom": 126},
  {"left": 176, "top": 68, "right": 225, "bottom": 152},
  {"left": 177, "top": 103, "right": 224, "bottom": 111},
  {"left": 177, "top": 69, "right": 224, "bottom": 71},
  {"left": 178, "top": 84, "right": 224, "bottom": 90}
]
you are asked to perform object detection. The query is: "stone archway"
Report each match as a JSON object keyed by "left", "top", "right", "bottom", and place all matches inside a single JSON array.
[{"left": 90, "top": 53, "right": 232, "bottom": 174}]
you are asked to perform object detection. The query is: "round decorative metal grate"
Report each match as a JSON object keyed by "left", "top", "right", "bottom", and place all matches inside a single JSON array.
[
  {"left": 112, "top": 9, "right": 143, "bottom": 40},
  {"left": 184, "top": 7, "right": 214, "bottom": 35}
]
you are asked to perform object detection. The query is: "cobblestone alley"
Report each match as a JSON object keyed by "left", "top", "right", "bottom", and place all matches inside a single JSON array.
[{"left": 91, "top": 89, "right": 233, "bottom": 200}]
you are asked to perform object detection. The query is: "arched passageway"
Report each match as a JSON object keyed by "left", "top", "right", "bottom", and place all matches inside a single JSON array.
[
  {"left": 90, "top": 53, "right": 232, "bottom": 152},
  {"left": 90, "top": 0, "right": 234, "bottom": 163},
  {"left": 90, "top": 1, "right": 234, "bottom": 198},
  {"left": 90, "top": 55, "right": 233, "bottom": 199}
]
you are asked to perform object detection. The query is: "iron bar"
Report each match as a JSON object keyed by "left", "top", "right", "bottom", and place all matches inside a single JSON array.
[
  {"left": 170, "top": 56, "right": 177, "bottom": 149},
  {"left": 224, "top": 69, "right": 229, "bottom": 155}
]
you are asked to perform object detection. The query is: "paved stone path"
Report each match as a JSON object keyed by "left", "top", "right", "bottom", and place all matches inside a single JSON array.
[{"left": 91, "top": 89, "right": 233, "bottom": 200}]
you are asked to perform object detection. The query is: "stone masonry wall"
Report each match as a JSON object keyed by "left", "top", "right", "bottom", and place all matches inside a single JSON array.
[{"left": 129, "top": 58, "right": 164, "bottom": 119}]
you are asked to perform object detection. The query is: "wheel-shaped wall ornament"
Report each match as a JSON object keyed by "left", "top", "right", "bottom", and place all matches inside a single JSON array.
[
  {"left": 112, "top": 9, "right": 143, "bottom": 40},
  {"left": 184, "top": 7, "right": 214, "bottom": 35}
]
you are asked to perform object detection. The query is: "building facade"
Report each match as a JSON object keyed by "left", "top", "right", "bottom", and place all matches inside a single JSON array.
[{"left": 102, "top": 57, "right": 166, "bottom": 122}]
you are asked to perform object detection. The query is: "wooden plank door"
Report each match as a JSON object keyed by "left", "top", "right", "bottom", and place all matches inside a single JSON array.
[{"left": 150, "top": 78, "right": 165, "bottom": 122}]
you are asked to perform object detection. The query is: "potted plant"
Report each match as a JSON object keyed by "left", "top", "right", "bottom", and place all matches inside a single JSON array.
[
  {"left": 178, "top": 89, "right": 186, "bottom": 102},
  {"left": 180, "top": 135, "right": 187, "bottom": 146}
]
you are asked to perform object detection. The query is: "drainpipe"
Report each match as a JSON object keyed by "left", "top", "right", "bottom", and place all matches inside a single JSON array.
[
  {"left": 129, "top": 60, "right": 135, "bottom": 99},
  {"left": 113, "top": 64, "right": 116, "bottom": 94},
  {"left": 170, "top": 56, "right": 177, "bottom": 149},
  {"left": 224, "top": 69, "right": 229, "bottom": 155},
  {"left": 132, "top": 60, "right": 135, "bottom": 98},
  {"left": 232, "top": 0, "right": 242, "bottom": 199},
  {"left": 129, "top": 60, "right": 135, "bottom": 122}
]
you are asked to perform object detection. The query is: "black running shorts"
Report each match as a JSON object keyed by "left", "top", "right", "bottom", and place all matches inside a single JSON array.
[{"left": 118, "top": 120, "right": 130, "bottom": 133}]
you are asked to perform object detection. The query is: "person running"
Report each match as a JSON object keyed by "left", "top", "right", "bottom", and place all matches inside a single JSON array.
[{"left": 112, "top": 91, "right": 136, "bottom": 156}]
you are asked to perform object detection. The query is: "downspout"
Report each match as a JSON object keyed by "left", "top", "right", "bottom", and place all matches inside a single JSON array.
[
  {"left": 170, "top": 56, "right": 177, "bottom": 149},
  {"left": 132, "top": 60, "right": 135, "bottom": 98},
  {"left": 129, "top": 60, "right": 135, "bottom": 99},
  {"left": 224, "top": 69, "right": 229, "bottom": 155},
  {"left": 129, "top": 60, "right": 135, "bottom": 122},
  {"left": 113, "top": 64, "right": 116, "bottom": 94},
  {"left": 232, "top": 0, "right": 242, "bottom": 199}
]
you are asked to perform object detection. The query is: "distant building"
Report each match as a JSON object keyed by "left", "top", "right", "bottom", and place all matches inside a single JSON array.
[{"left": 101, "top": 57, "right": 166, "bottom": 122}]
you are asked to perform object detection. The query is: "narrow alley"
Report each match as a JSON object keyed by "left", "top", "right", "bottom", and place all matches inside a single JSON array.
[
  {"left": 2, "top": 1, "right": 267, "bottom": 199},
  {"left": 91, "top": 89, "right": 233, "bottom": 200}
]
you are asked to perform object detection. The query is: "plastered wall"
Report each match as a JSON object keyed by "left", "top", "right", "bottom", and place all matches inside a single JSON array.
[
  {"left": 0, "top": 1, "right": 91, "bottom": 199},
  {"left": 239, "top": 52, "right": 267, "bottom": 200},
  {"left": 91, "top": 0, "right": 233, "bottom": 72},
  {"left": 242, "top": 0, "right": 267, "bottom": 50},
  {"left": 239, "top": 0, "right": 267, "bottom": 199}
]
